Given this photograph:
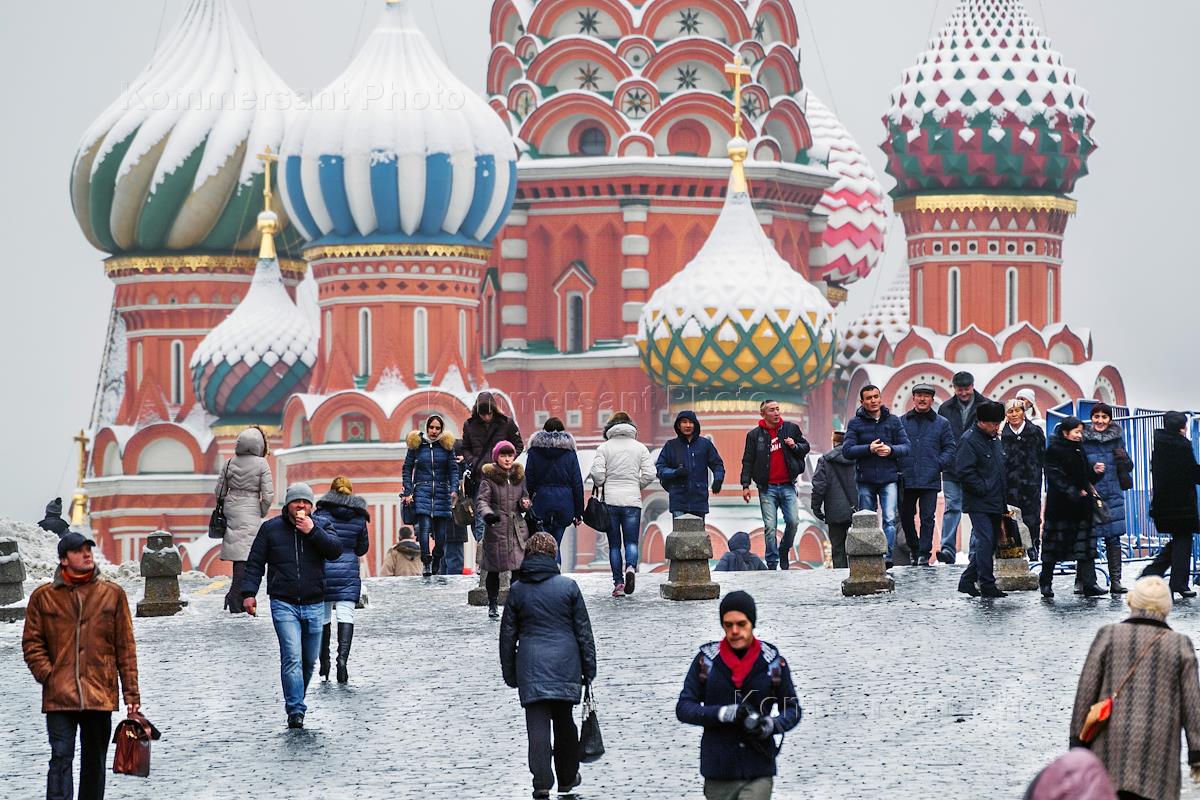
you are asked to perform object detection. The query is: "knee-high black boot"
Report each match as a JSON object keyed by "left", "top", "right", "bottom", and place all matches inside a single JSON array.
[
  {"left": 336, "top": 623, "right": 354, "bottom": 684},
  {"left": 319, "top": 623, "right": 332, "bottom": 680},
  {"left": 1107, "top": 548, "right": 1128, "bottom": 594}
]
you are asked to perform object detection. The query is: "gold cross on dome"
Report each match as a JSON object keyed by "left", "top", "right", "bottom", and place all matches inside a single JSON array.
[
  {"left": 257, "top": 145, "right": 279, "bottom": 211},
  {"left": 724, "top": 55, "right": 752, "bottom": 140}
]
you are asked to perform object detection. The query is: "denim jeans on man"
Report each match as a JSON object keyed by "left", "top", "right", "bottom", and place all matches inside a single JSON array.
[
  {"left": 940, "top": 479, "right": 964, "bottom": 552},
  {"left": 46, "top": 711, "right": 111, "bottom": 800},
  {"left": 857, "top": 481, "right": 898, "bottom": 561},
  {"left": 961, "top": 512, "right": 999, "bottom": 590},
  {"left": 758, "top": 483, "right": 799, "bottom": 569},
  {"left": 606, "top": 505, "right": 641, "bottom": 585},
  {"left": 270, "top": 599, "right": 325, "bottom": 715},
  {"left": 901, "top": 488, "right": 940, "bottom": 560}
]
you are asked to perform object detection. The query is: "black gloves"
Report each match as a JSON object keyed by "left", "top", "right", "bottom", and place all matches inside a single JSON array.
[
  {"left": 484, "top": 512, "right": 501, "bottom": 525},
  {"left": 711, "top": 480, "right": 722, "bottom": 494}
]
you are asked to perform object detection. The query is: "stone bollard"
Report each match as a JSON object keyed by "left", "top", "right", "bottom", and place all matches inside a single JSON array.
[
  {"left": 841, "top": 511, "right": 895, "bottom": 597},
  {"left": 0, "top": 539, "right": 27, "bottom": 622},
  {"left": 467, "top": 541, "right": 510, "bottom": 606},
  {"left": 136, "top": 531, "right": 187, "bottom": 618},
  {"left": 995, "top": 507, "right": 1039, "bottom": 592},
  {"left": 660, "top": 515, "right": 719, "bottom": 601}
]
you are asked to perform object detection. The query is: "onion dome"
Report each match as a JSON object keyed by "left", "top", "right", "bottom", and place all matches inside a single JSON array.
[
  {"left": 802, "top": 92, "right": 888, "bottom": 284},
  {"left": 281, "top": 0, "right": 517, "bottom": 248},
  {"left": 70, "top": 0, "right": 303, "bottom": 256},
  {"left": 881, "top": 0, "right": 1095, "bottom": 197},
  {"left": 837, "top": 269, "right": 911, "bottom": 377},
  {"left": 637, "top": 148, "right": 837, "bottom": 394},
  {"left": 189, "top": 205, "right": 316, "bottom": 420}
]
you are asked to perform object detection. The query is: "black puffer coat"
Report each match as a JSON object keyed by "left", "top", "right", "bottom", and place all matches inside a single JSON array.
[
  {"left": 499, "top": 553, "right": 597, "bottom": 707},
  {"left": 240, "top": 514, "right": 343, "bottom": 605},
  {"left": 1042, "top": 435, "right": 1100, "bottom": 561},
  {"left": 460, "top": 391, "right": 522, "bottom": 494},
  {"left": 313, "top": 492, "right": 371, "bottom": 603},
  {"left": 1149, "top": 428, "right": 1200, "bottom": 533}
]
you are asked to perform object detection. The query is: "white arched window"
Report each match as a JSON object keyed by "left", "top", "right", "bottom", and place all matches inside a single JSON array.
[
  {"left": 947, "top": 267, "right": 961, "bottom": 335},
  {"left": 1047, "top": 271, "right": 1056, "bottom": 324},
  {"left": 1005, "top": 267, "right": 1019, "bottom": 327},
  {"left": 324, "top": 310, "right": 333, "bottom": 358},
  {"left": 459, "top": 310, "right": 468, "bottom": 364},
  {"left": 414, "top": 307, "right": 429, "bottom": 375},
  {"left": 915, "top": 269, "right": 924, "bottom": 327},
  {"left": 169, "top": 340, "right": 184, "bottom": 405},
  {"left": 358, "top": 308, "right": 373, "bottom": 378}
]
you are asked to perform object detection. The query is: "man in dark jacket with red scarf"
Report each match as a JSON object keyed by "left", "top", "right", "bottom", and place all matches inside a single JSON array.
[
  {"left": 677, "top": 591, "right": 801, "bottom": 799},
  {"left": 740, "top": 400, "right": 811, "bottom": 570}
]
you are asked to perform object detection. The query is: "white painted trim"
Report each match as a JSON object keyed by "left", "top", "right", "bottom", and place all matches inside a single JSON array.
[
  {"left": 621, "top": 234, "right": 650, "bottom": 256},
  {"left": 907, "top": 255, "right": 1062, "bottom": 267},
  {"left": 500, "top": 337, "right": 528, "bottom": 350},
  {"left": 621, "top": 268, "right": 650, "bottom": 289},
  {"left": 500, "top": 238, "right": 528, "bottom": 259},
  {"left": 110, "top": 273, "right": 257, "bottom": 285},
  {"left": 621, "top": 205, "right": 649, "bottom": 223},
  {"left": 517, "top": 158, "right": 837, "bottom": 190},
  {"left": 501, "top": 305, "right": 528, "bottom": 325},
  {"left": 125, "top": 329, "right": 217, "bottom": 338},
  {"left": 621, "top": 302, "right": 644, "bottom": 322},
  {"left": 500, "top": 273, "right": 528, "bottom": 292},
  {"left": 505, "top": 209, "right": 529, "bottom": 226},
  {"left": 313, "top": 273, "right": 479, "bottom": 287},
  {"left": 85, "top": 475, "right": 219, "bottom": 496},
  {"left": 483, "top": 352, "right": 640, "bottom": 371}
]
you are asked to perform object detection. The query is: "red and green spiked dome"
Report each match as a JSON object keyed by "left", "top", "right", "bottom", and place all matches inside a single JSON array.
[
  {"left": 69, "top": 0, "right": 304, "bottom": 256},
  {"left": 881, "top": 0, "right": 1096, "bottom": 198}
]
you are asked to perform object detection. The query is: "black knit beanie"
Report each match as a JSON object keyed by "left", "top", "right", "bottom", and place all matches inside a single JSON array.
[{"left": 719, "top": 590, "right": 757, "bottom": 627}]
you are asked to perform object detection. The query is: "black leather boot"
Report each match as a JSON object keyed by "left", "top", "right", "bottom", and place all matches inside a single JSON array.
[
  {"left": 336, "top": 623, "right": 354, "bottom": 684},
  {"left": 1107, "top": 550, "right": 1128, "bottom": 594},
  {"left": 319, "top": 623, "right": 331, "bottom": 680}
]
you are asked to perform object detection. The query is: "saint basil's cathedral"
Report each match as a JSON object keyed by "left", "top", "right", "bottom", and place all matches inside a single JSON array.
[{"left": 69, "top": 0, "right": 1123, "bottom": 575}]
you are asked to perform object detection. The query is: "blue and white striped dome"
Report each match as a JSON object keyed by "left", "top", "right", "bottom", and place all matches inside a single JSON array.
[{"left": 280, "top": 0, "right": 517, "bottom": 249}]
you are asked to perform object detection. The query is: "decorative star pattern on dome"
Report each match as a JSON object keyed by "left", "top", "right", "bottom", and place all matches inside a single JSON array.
[
  {"left": 678, "top": 9, "right": 702, "bottom": 35},
  {"left": 577, "top": 9, "right": 599, "bottom": 35},
  {"left": 577, "top": 64, "right": 602, "bottom": 90},
  {"left": 623, "top": 88, "right": 651, "bottom": 119},
  {"left": 676, "top": 65, "right": 698, "bottom": 90},
  {"left": 753, "top": 16, "right": 766, "bottom": 42},
  {"left": 741, "top": 93, "right": 762, "bottom": 119}
]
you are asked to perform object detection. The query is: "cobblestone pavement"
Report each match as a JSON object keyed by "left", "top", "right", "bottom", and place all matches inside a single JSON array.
[{"left": 3, "top": 566, "right": 1200, "bottom": 799}]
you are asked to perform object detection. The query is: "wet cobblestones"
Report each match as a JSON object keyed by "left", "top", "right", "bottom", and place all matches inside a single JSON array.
[{"left": 3, "top": 566, "right": 1200, "bottom": 799}]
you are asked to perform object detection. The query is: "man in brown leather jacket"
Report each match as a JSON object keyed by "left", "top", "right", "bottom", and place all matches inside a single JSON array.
[{"left": 23, "top": 531, "right": 140, "bottom": 800}]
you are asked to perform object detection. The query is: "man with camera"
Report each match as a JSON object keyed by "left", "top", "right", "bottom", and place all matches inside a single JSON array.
[{"left": 676, "top": 591, "right": 802, "bottom": 799}]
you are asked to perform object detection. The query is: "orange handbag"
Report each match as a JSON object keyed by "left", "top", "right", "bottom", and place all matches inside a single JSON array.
[
  {"left": 111, "top": 712, "right": 161, "bottom": 777},
  {"left": 1078, "top": 630, "right": 1168, "bottom": 744}
]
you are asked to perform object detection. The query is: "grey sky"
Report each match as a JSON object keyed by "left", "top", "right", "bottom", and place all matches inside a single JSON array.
[{"left": 2, "top": 0, "right": 1196, "bottom": 521}]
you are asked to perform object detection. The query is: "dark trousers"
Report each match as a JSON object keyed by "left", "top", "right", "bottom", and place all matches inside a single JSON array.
[
  {"left": 962, "top": 513, "right": 999, "bottom": 590},
  {"left": 524, "top": 700, "right": 579, "bottom": 793},
  {"left": 46, "top": 711, "right": 112, "bottom": 800},
  {"left": 1041, "top": 557, "right": 1099, "bottom": 590},
  {"left": 485, "top": 571, "right": 500, "bottom": 604},
  {"left": 1142, "top": 531, "right": 1195, "bottom": 591},
  {"left": 900, "top": 489, "right": 939, "bottom": 557},
  {"left": 826, "top": 521, "right": 849, "bottom": 568}
]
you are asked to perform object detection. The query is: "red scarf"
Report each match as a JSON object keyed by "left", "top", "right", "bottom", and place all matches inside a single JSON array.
[
  {"left": 719, "top": 637, "right": 762, "bottom": 688},
  {"left": 62, "top": 568, "right": 95, "bottom": 586}
]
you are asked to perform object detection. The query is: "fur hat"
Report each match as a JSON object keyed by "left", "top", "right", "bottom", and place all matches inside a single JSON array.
[
  {"left": 977, "top": 401, "right": 1005, "bottom": 424},
  {"left": 331, "top": 476, "right": 354, "bottom": 495},
  {"left": 492, "top": 440, "right": 517, "bottom": 462},
  {"left": 719, "top": 590, "right": 757, "bottom": 627},
  {"left": 283, "top": 483, "right": 315, "bottom": 506}
]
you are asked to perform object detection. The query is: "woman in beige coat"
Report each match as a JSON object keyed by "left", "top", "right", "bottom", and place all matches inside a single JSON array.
[
  {"left": 215, "top": 427, "right": 273, "bottom": 613},
  {"left": 1071, "top": 576, "right": 1200, "bottom": 799}
]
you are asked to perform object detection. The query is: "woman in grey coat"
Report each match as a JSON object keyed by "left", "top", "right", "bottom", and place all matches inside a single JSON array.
[
  {"left": 216, "top": 427, "right": 274, "bottom": 613},
  {"left": 476, "top": 441, "right": 531, "bottom": 619},
  {"left": 1071, "top": 576, "right": 1200, "bottom": 799}
]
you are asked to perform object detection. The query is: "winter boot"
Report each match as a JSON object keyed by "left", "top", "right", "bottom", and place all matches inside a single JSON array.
[
  {"left": 335, "top": 623, "right": 354, "bottom": 684},
  {"left": 488, "top": 600, "right": 500, "bottom": 619},
  {"left": 318, "top": 623, "right": 332, "bottom": 680},
  {"left": 1107, "top": 550, "right": 1128, "bottom": 594},
  {"left": 422, "top": 557, "right": 433, "bottom": 579}
]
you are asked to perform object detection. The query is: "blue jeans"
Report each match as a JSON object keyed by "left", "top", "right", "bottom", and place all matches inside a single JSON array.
[
  {"left": 607, "top": 505, "right": 641, "bottom": 585},
  {"left": 442, "top": 540, "right": 464, "bottom": 574},
  {"left": 758, "top": 483, "right": 799, "bottom": 569},
  {"left": 962, "top": 513, "right": 999, "bottom": 590},
  {"left": 46, "top": 711, "right": 110, "bottom": 800},
  {"left": 545, "top": 523, "right": 568, "bottom": 565},
  {"left": 416, "top": 515, "right": 445, "bottom": 568},
  {"left": 941, "top": 479, "right": 964, "bottom": 552},
  {"left": 270, "top": 599, "right": 325, "bottom": 716},
  {"left": 857, "top": 481, "right": 899, "bottom": 561}
]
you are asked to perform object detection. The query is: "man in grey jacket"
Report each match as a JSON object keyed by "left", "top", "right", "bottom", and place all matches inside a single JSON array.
[{"left": 811, "top": 431, "right": 857, "bottom": 568}]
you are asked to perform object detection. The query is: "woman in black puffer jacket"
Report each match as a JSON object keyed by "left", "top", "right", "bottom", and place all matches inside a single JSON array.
[
  {"left": 1039, "top": 418, "right": 1105, "bottom": 598},
  {"left": 500, "top": 533, "right": 597, "bottom": 799},
  {"left": 314, "top": 476, "right": 370, "bottom": 683}
]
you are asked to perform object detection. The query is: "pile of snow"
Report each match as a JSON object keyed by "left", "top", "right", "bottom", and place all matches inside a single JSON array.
[{"left": 0, "top": 518, "right": 118, "bottom": 581}]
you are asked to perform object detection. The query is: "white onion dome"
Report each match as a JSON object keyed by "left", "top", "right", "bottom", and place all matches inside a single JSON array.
[
  {"left": 281, "top": 0, "right": 517, "bottom": 248},
  {"left": 882, "top": 0, "right": 1096, "bottom": 197},
  {"left": 801, "top": 92, "right": 888, "bottom": 284},
  {"left": 190, "top": 255, "right": 316, "bottom": 420},
  {"left": 838, "top": 269, "right": 912, "bottom": 376},
  {"left": 70, "top": 0, "right": 303, "bottom": 256},
  {"left": 637, "top": 171, "right": 837, "bottom": 394}
]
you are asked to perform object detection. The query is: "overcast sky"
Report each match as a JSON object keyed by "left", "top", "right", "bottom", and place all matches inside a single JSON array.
[{"left": 2, "top": 0, "right": 1196, "bottom": 521}]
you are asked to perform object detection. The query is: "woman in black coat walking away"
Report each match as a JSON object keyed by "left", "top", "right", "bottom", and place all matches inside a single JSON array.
[
  {"left": 1040, "top": 418, "right": 1106, "bottom": 598},
  {"left": 313, "top": 476, "right": 370, "bottom": 683},
  {"left": 1001, "top": 399, "right": 1045, "bottom": 560},
  {"left": 1140, "top": 411, "right": 1200, "bottom": 597},
  {"left": 524, "top": 417, "right": 585, "bottom": 561},
  {"left": 500, "top": 533, "right": 597, "bottom": 800}
]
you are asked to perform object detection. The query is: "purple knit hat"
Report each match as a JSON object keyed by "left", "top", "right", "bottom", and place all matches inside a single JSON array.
[{"left": 492, "top": 441, "right": 516, "bottom": 462}]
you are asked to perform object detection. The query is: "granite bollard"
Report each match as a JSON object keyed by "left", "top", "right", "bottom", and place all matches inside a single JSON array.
[
  {"left": 841, "top": 511, "right": 895, "bottom": 597},
  {"left": 467, "top": 541, "right": 509, "bottom": 606},
  {"left": 995, "top": 507, "right": 1039, "bottom": 592},
  {"left": 0, "top": 539, "right": 26, "bottom": 622},
  {"left": 660, "top": 515, "right": 719, "bottom": 601},
  {"left": 137, "top": 531, "right": 187, "bottom": 617}
]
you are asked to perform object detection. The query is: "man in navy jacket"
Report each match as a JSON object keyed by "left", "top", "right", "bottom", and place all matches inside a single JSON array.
[
  {"left": 955, "top": 402, "right": 1009, "bottom": 598},
  {"left": 843, "top": 385, "right": 911, "bottom": 566},
  {"left": 241, "top": 483, "right": 343, "bottom": 728},
  {"left": 899, "top": 384, "right": 956, "bottom": 566},
  {"left": 739, "top": 399, "right": 811, "bottom": 570},
  {"left": 657, "top": 410, "right": 725, "bottom": 519},
  {"left": 937, "top": 371, "right": 990, "bottom": 562}
]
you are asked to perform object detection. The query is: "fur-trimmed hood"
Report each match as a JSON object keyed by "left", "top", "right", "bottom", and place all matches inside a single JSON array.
[
  {"left": 604, "top": 422, "right": 638, "bottom": 441},
  {"left": 528, "top": 430, "right": 577, "bottom": 451},
  {"left": 316, "top": 490, "right": 370, "bottom": 518},
  {"left": 482, "top": 462, "right": 525, "bottom": 484},
  {"left": 1082, "top": 421, "right": 1123, "bottom": 445},
  {"left": 405, "top": 430, "right": 457, "bottom": 450}
]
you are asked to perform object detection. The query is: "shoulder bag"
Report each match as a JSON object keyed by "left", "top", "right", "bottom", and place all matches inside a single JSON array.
[
  {"left": 401, "top": 448, "right": 419, "bottom": 526},
  {"left": 582, "top": 485, "right": 609, "bottom": 532},
  {"left": 452, "top": 476, "right": 475, "bottom": 527},
  {"left": 207, "top": 461, "right": 231, "bottom": 539},
  {"left": 1090, "top": 491, "right": 1111, "bottom": 527},
  {"left": 112, "top": 712, "right": 161, "bottom": 777},
  {"left": 578, "top": 682, "right": 605, "bottom": 762},
  {"left": 1078, "top": 629, "right": 1169, "bottom": 744}
]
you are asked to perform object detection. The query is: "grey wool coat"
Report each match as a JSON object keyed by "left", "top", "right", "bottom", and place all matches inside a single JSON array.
[
  {"left": 215, "top": 428, "right": 274, "bottom": 562},
  {"left": 475, "top": 463, "right": 530, "bottom": 573},
  {"left": 1071, "top": 613, "right": 1200, "bottom": 800}
]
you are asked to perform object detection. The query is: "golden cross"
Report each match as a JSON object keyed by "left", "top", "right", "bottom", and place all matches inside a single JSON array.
[
  {"left": 724, "top": 56, "right": 752, "bottom": 140},
  {"left": 257, "top": 145, "right": 279, "bottom": 211}
]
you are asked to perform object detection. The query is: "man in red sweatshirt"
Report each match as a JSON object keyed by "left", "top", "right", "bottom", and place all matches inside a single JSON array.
[{"left": 739, "top": 400, "right": 811, "bottom": 569}]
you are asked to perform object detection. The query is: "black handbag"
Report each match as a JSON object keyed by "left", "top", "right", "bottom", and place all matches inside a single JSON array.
[
  {"left": 523, "top": 509, "right": 544, "bottom": 533},
  {"left": 401, "top": 452, "right": 418, "bottom": 526},
  {"left": 452, "top": 478, "right": 475, "bottom": 527},
  {"left": 582, "top": 486, "right": 609, "bottom": 532},
  {"left": 1091, "top": 493, "right": 1111, "bottom": 526},
  {"left": 208, "top": 462, "right": 230, "bottom": 539},
  {"left": 578, "top": 682, "right": 604, "bottom": 762}
]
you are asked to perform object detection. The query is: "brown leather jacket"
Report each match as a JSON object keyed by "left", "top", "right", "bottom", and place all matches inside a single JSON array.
[{"left": 22, "top": 568, "right": 140, "bottom": 713}]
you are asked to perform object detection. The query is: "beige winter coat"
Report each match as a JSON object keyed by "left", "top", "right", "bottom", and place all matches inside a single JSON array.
[
  {"left": 589, "top": 422, "right": 656, "bottom": 508},
  {"left": 381, "top": 541, "right": 423, "bottom": 577},
  {"left": 1071, "top": 613, "right": 1200, "bottom": 799},
  {"left": 215, "top": 428, "right": 274, "bottom": 562}
]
